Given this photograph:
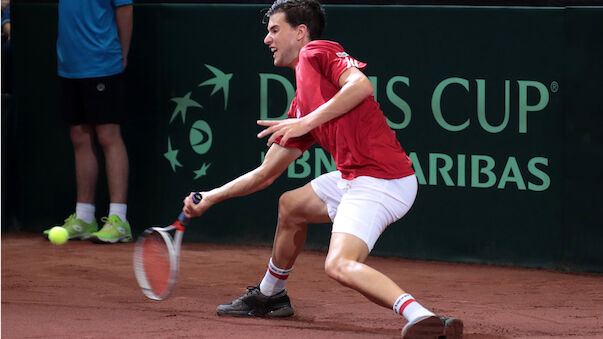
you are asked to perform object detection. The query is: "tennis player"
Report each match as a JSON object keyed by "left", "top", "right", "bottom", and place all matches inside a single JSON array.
[{"left": 183, "top": 0, "right": 463, "bottom": 337}]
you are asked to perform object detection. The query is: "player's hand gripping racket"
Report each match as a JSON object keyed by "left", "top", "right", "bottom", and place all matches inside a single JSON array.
[{"left": 133, "top": 192, "right": 202, "bottom": 300}]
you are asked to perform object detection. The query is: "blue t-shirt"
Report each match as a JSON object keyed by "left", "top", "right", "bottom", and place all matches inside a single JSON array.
[
  {"left": 2, "top": 6, "right": 10, "bottom": 26},
  {"left": 57, "top": 0, "right": 132, "bottom": 79}
]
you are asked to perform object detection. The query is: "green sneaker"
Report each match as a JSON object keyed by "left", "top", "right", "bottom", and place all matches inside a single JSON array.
[
  {"left": 89, "top": 215, "right": 132, "bottom": 244},
  {"left": 43, "top": 213, "right": 98, "bottom": 240}
]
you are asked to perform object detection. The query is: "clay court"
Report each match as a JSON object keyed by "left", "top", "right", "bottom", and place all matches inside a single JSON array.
[{"left": 2, "top": 232, "right": 602, "bottom": 338}]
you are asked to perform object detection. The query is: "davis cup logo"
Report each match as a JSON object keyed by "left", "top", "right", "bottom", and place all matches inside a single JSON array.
[
  {"left": 189, "top": 120, "right": 212, "bottom": 155},
  {"left": 163, "top": 64, "right": 232, "bottom": 180}
]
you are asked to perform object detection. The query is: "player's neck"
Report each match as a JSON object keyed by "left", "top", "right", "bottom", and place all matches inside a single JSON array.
[{"left": 288, "top": 40, "right": 311, "bottom": 69}]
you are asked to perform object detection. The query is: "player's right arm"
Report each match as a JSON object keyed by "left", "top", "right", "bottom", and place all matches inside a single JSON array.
[{"left": 182, "top": 143, "right": 302, "bottom": 218}]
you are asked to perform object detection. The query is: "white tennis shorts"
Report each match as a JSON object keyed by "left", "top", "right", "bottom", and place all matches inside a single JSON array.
[{"left": 311, "top": 171, "right": 418, "bottom": 252}]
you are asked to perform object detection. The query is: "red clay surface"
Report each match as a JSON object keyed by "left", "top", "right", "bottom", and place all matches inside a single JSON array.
[{"left": 2, "top": 232, "right": 603, "bottom": 338}]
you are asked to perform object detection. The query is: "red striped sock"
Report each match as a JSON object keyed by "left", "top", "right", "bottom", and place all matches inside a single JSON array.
[
  {"left": 393, "top": 293, "right": 435, "bottom": 322},
  {"left": 259, "top": 258, "right": 293, "bottom": 296}
]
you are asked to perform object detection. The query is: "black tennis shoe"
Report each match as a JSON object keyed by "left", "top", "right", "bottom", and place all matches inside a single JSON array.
[
  {"left": 441, "top": 316, "right": 463, "bottom": 339},
  {"left": 216, "top": 285, "right": 294, "bottom": 318}
]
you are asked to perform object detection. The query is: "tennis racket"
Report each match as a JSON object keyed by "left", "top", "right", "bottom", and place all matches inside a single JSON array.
[{"left": 133, "top": 192, "right": 202, "bottom": 300}]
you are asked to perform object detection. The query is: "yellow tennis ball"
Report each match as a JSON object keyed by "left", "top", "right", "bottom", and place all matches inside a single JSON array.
[{"left": 49, "top": 226, "right": 69, "bottom": 245}]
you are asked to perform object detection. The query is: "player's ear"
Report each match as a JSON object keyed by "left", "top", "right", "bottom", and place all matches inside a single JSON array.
[{"left": 296, "top": 24, "right": 309, "bottom": 41}]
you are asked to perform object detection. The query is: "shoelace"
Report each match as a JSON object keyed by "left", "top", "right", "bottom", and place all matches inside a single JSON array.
[
  {"left": 244, "top": 286, "right": 259, "bottom": 296},
  {"left": 100, "top": 217, "right": 114, "bottom": 230}
]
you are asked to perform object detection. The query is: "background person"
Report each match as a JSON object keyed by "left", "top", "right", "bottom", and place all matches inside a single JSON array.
[
  {"left": 44, "top": 0, "right": 133, "bottom": 244},
  {"left": 2, "top": 0, "right": 11, "bottom": 94}
]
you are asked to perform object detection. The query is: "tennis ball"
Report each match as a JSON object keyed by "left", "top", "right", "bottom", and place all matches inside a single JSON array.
[{"left": 48, "top": 226, "right": 69, "bottom": 245}]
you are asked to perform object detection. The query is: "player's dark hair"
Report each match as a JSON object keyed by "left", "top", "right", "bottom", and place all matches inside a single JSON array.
[{"left": 264, "top": 0, "right": 326, "bottom": 41}]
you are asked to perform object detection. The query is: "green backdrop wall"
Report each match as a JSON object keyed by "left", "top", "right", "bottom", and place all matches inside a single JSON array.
[{"left": 5, "top": 4, "right": 603, "bottom": 272}]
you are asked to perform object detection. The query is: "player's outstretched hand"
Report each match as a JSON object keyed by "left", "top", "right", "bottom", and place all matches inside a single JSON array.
[
  {"left": 257, "top": 118, "right": 311, "bottom": 146},
  {"left": 182, "top": 192, "right": 210, "bottom": 218}
]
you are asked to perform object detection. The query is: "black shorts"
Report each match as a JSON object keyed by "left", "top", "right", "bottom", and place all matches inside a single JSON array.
[{"left": 59, "top": 73, "right": 127, "bottom": 125}]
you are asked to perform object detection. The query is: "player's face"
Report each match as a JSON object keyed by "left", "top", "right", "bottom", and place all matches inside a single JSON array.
[{"left": 264, "top": 12, "right": 303, "bottom": 69}]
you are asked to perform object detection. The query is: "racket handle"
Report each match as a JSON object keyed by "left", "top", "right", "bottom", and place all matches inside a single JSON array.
[{"left": 179, "top": 192, "right": 203, "bottom": 226}]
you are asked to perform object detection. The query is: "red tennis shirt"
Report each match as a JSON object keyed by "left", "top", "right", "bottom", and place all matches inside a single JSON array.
[{"left": 278, "top": 40, "right": 414, "bottom": 180}]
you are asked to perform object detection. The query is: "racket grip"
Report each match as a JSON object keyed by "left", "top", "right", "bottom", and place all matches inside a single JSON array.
[{"left": 179, "top": 192, "right": 203, "bottom": 226}]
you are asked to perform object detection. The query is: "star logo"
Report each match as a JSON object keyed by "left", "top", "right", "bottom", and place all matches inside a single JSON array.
[
  {"left": 164, "top": 65, "right": 232, "bottom": 180},
  {"left": 193, "top": 163, "right": 212, "bottom": 179},
  {"left": 169, "top": 92, "right": 203, "bottom": 124},
  {"left": 163, "top": 137, "right": 182, "bottom": 172},
  {"left": 198, "top": 64, "right": 232, "bottom": 110}
]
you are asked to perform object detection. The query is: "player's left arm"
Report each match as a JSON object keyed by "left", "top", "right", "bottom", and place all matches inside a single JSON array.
[
  {"left": 115, "top": 3, "right": 133, "bottom": 70},
  {"left": 182, "top": 143, "right": 302, "bottom": 218},
  {"left": 257, "top": 67, "right": 372, "bottom": 146}
]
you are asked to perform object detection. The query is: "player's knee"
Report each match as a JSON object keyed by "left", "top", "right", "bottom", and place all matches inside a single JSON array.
[
  {"left": 278, "top": 191, "right": 297, "bottom": 221},
  {"left": 324, "top": 256, "right": 354, "bottom": 284}
]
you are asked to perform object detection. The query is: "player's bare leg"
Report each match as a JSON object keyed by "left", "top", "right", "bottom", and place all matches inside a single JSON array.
[
  {"left": 271, "top": 182, "right": 331, "bottom": 269},
  {"left": 216, "top": 183, "right": 329, "bottom": 317},
  {"left": 324, "top": 232, "right": 404, "bottom": 307},
  {"left": 71, "top": 124, "right": 98, "bottom": 204},
  {"left": 325, "top": 232, "right": 462, "bottom": 338}
]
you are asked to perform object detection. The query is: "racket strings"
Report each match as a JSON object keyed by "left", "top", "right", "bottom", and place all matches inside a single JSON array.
[{"left": 142, "top": 233, "right": 172, "bottom": 297}]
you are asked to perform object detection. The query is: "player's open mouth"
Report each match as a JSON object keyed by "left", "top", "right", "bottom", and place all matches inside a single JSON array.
[{"left": 270, "top": 47, "right": 277, "bottom": 57}]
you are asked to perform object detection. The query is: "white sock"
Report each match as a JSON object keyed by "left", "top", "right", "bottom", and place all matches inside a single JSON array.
[
  {"left": 75, "top": 202, "right": 96, "bottom": 224},
  {"left": 109, "top": 203, "right": 127, "bottom": 222},
  {"left": 393, "top": 293, "right": 435, "bottom": 323},
  {"left": 259, "top": 258, "right": 293, "bottom": 296}
]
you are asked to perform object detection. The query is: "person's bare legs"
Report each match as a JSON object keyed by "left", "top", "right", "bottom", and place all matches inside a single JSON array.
[
  {"left": 95, "top": 123, "right": 128, "bottom": 203},
  {"left": 270, "top": 182, "right": 331, "bottom": 269},
  {"left": 272, "top": 182, "right": 404, "bottom": 308},
  {"left": 70, "top": 124, "right": 98, "bottom": 204},
  {"left": 324, "top": 228, "right": 462, "bottom": 338},
  {"left": 324, "top": 232, "right": 405, "bottom": 308},
  {"left": 266, "top": 181, "right": 461, "bottom": 337},
  {"left": 271, "top": 182, "right": 404, "bottom": 309}
]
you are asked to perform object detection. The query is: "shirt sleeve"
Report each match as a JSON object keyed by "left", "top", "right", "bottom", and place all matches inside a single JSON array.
[
  {"left": 2, "top": 7, "right": 10, "bottom": 25},
  {"left": 113, "top": 0, "right": 133, "bottom": 7},
  {"left": 274, "top": 97, "right": 316, "bottom": 152},
  {"left": 316, "top": 48, "right": 367, "bottom": 88}
]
